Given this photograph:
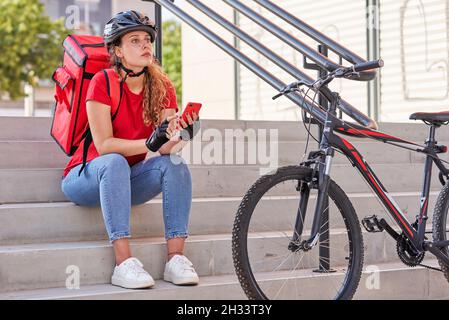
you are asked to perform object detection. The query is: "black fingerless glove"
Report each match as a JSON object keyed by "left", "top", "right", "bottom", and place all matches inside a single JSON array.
[
  {"left": 180, "top": 117, "right": 201, "bottom": 141},
  {"left": 146, "top": 119, "right": 170, "bottom": 152}
]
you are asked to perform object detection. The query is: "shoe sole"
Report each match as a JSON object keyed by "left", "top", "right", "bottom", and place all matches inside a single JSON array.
[
  {"left": 111, "top": 276, "right": 155, "bottom": 289},
  {"left": 164, "top": 273, "right": 199, "bottom": 285}
]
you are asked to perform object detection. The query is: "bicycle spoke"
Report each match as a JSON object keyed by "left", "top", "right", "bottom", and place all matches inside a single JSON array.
[
  {"left": 317, "top": 261, "right": 340, "bottom": 297},
  {"left": 264, "top": 252, "right": 303, "bottom": 298},
  {"left": 273, "top": 251, "right": 307, "bottom": 300}
]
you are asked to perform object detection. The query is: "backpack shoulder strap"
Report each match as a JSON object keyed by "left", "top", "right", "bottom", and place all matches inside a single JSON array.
[
  {"left": 78, "top": 69, "right": 122, "bottom": 176},
  {"left": 103, "top": 68, "right": 122, "bottom": 121}
]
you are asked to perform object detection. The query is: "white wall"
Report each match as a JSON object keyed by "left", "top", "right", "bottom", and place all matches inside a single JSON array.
[
  {"left": 179, "top": 1, "right": 236, "bottom": 119},
  {"left": 112, "top": 0, "right": 155, "bottom": 19},
  {"left": 379, "top": 0, "right": 449, "bottom": 122}
]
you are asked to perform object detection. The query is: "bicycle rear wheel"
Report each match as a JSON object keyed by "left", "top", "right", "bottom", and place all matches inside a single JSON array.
[
  {"left": 232, "top": 165, "right": 364, "bottom": 300},
  {"left": 432, "top": 182, "right": 449, "bottom": 282}
]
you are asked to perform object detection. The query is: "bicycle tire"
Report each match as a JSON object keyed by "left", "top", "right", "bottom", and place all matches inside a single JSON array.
[
  {"left": 432, "top": 182, "right": 449, "bottom": 282},
  {"left": 232, "top": 165, "right": 364, "bottom": 300}
]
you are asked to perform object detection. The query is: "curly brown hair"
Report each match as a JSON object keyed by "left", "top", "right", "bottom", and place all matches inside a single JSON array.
[{"left": 108, "top": 43, "right": 173, "bottom": 127}]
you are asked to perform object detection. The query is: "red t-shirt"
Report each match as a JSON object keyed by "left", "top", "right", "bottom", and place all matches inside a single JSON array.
[{"left": 63, "top": 72, "right": 178, "bottom": 178}]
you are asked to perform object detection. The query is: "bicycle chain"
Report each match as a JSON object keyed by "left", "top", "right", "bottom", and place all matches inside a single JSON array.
[{"left": 417, "top": 263, "right": 442, "bottom": 272}]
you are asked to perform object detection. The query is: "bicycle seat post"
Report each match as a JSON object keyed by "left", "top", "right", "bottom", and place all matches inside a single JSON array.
[{"left": 426, "top": 124, "right": 438, "bottom": 147}]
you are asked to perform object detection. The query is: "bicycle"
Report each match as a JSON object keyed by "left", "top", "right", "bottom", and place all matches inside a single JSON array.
[{"left": 232, "top": 59, "right": 449, "bottom": 300}]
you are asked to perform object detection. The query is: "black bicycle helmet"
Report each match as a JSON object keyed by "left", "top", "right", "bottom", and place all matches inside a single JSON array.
[{"left": 104, "top": 10, "right": 158, "bottom": 46}]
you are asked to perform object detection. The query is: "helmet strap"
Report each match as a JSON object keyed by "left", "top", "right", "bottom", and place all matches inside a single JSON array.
[{"left": 118, "top": 63, "right": 148, "bottom": 78}]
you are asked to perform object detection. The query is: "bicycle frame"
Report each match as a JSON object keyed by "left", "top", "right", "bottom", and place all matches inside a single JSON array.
[{"left": 302, "top": 92, "right": 449, "bottom": 265}]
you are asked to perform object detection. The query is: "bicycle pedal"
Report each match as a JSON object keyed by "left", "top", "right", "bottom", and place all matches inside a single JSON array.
[{"left": 362, "top": 215, "right": 384, "bottom": 233}]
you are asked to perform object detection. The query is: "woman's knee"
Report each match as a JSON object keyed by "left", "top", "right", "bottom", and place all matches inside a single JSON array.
[
  {"left": 159, "top": 155, "right": 191, "bottom": 180},
  {"left": 98, "top": 153, "right": 131, "bottom": 176},
  {"left": 61, "top": 171, "right": 101, "bottom": 206},
  {"left": 159, "top": 154, "right": 188, "bottom": 169}
]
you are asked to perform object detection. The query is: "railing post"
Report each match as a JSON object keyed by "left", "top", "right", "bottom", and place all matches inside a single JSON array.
[
  {"left": 316, "top": 45, "right": 332, "bottom": 273},
  {"left": 24, "top": 83, "right": 35, "bottom": 117},
  {"left": 155, "top": 2, "right": 163, "bottom": 64},
  {"left": 304, "top": 45, "right": 335, "bottom": 273}
]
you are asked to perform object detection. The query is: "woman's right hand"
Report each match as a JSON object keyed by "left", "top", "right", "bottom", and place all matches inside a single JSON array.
[{"left": 145, "top": 114, "right": 177, "bottom": 152}]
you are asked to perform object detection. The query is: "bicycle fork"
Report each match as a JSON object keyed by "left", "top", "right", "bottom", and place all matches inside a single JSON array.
[
  {"left": 290, "top": 95, "right": 339, "bottom": 258},
  {"left": 288, "top": 144, "right": 335, "bottom": 269}
]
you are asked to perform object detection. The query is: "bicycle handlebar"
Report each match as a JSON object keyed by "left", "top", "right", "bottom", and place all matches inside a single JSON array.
[
  {"left": 273, "top": 59, "right": 384, "bottom": 129},
  {"left": 314, "top": 59, "right": 384, "bottom": 88},
  {"left": 352, "top": 59, "right": 384, "bottom": 73}
]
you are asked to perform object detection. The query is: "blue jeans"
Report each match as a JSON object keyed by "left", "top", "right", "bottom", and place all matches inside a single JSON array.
[{"left": 61, "top": 153, "right": 192, "bottom": 243}]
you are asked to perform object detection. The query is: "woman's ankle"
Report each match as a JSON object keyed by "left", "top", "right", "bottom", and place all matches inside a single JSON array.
[
  {"left": 167, "top": 251, "right": 183, "bottom": 262},
  {"left": 112, "top": 238, "right": 132, "bottom": 266},
  {"left": 116, "top": 255, "right": 132, "bottom": 266}
]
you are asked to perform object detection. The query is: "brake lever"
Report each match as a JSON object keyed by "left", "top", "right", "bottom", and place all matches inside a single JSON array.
[
  {"left": 313, "top": 68, "right": 361, "bottom": 89},
  {"left": 272, "top": 91, "right": 287, "bottom": 100},
  {"left": 344, "top": 71, "right": 361, "bottom": 80},
  {"left": 272, "top": 81, "right": 310, "bottom": 100},
  {"left": 313, "top": 76, "right": 332, "bottom": 90}
]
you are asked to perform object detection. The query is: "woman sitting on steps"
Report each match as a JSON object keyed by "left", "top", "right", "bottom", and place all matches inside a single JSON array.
[{"left": 61, "top": 10, "right": 200, "bottom": 289}]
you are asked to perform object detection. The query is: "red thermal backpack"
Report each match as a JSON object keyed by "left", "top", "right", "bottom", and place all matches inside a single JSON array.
[{"left": 50, "top": 34, "right": 123, "bottom": 175}]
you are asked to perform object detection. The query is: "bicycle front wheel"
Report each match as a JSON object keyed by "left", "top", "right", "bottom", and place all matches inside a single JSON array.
[{"left": 232, "top": 165, "right": 364, "bottom": 300}]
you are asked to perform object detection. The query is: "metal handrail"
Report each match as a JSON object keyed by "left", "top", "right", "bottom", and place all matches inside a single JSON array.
[
  {"left": 185, "top": 0, "right": 377, "bottom": 129},
  {"left": 253, "top": 0, "right": 376, "bottom": 80},
  {"left": 224, "top": 0, "right": 377, "bottom": 82},
  {"left": 144, "top": 0, "right": 378, "bottom": 130}
]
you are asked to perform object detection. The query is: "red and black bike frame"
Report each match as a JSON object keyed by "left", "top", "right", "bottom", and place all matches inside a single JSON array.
[
  {"left": 303, "top": 92, "right": 449, "bottom": 260},
  {"left": 332, "top": 131, "right": 420, "bottom": 246}
]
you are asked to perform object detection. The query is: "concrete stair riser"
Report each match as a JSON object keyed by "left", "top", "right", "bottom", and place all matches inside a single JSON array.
[
  {"left": 2, "top": 140, "right": 449, "bottom": 169},
  {"left": 0, "top": 192, "right": 441, "bottom": 245},
  {"left": 0, "top": 163, "right": 445, "bottom": 203},
  {"left": 2, "top": 117, "right": 449, "bottom": 143},
  {"left": 0, "top": 261, "right": 447, "bottom": 300},
  {"left": 0, "top": 118, "right": 307, "bottom": 142}
]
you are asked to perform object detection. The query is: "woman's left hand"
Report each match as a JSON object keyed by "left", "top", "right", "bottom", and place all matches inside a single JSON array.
[{"left": 177, "top": 112, "right": 200, "bottom": 141}]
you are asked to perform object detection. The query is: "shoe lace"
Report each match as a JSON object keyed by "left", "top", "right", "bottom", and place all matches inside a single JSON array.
[
  {"left": 126, "top": 258, "right": 147, "bottom": 275},
  {"left": 174, "top": 255, "right": 196, "bottom": 273}
]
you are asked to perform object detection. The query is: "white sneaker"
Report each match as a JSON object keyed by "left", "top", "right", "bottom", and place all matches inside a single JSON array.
[
  {"left": 111, "top": 257, "right": 155, "bottom": 289},
  {"left": 164, "top": 255, "right": 199, "bottom": 285}
]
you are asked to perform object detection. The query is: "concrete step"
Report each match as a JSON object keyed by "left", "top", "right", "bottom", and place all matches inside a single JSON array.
[
  {"left": 0, "top": 191, "right": 440, "bottom": 245},
  {"left": 0, "top": 260, "right": 446, "bottom": 300},
  {"left": 0, "top": 118, "right": 306, "bottom": 142},
  {"left": 0, "top": 229, "right": 441, "bottom": 293},
  {"left": 0, "top": 164, "right": 444, "bottom": 204},
  {"left": 0, "top": 117, "right": 54, "bottom": 141},
  {"left": 1, "top": 139, "right": 447, "bottom": 169},
  {"left": 1, "top": 117, "right": 447, "bottom": 143}
]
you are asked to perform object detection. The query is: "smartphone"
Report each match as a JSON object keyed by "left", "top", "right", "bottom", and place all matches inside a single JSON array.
[{"left": 180, "top": 102, "right": 202, "bottom": 124}]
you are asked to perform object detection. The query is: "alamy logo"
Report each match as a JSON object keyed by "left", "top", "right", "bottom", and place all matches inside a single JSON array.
[
  {"left": 65, "top": 5, "right": 80, "bottom": 30},
  {"left": 365, "top": 265, "right": 381, "bottom": 290},
  {"left": 66, "top": 265, "right": 80, "bottom": 290},
  {"left": 170, "top": 128, "right": 279, "bottom": 175}
]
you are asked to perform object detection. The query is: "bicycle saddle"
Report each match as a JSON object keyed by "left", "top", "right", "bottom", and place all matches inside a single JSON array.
[{"left": 410, "top": 111, "right": 449, "bottom": 125}]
